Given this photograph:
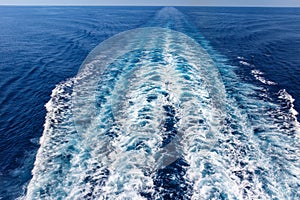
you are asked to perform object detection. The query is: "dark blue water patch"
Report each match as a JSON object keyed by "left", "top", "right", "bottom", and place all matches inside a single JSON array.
[
  {"left": 141, "top": 158, "right": 191, "bottom": 200},
  {"left": 161, "top": 105, "right": 179, "bottom": 148},
  {"left": 147, "top": 94, "right": 158, "bottom": 103},
  {"left": 104, "top": 124, "right": 119, "bottom": 139}
]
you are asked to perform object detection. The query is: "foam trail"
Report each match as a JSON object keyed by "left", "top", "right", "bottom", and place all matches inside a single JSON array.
[
  {"left": 25, "top": 27, "right": 226, "bottom": 199},
  {"left": 25, "top": 7, "right": 300, "bottom": 200},
  {"left": 74, "top": 28, "right": 226, "bottom": 199}
]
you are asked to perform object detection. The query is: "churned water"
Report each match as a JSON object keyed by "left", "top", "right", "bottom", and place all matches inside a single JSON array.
[{"left": 0, "top": 6, "right": 299, "bottom": 200}]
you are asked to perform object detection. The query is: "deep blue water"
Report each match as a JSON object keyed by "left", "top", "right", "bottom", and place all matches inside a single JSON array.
[{"left": 0, "top": 6, "right": 300, "bottom": 199}]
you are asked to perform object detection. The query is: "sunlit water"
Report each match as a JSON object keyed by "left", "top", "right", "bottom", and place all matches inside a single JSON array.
[{"left": 0, "top": 6, "right": 300, "bottom": 200}]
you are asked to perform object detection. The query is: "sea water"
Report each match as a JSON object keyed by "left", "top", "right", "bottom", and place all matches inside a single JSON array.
[{"left": 0, "top": 6, "right": 299, "bottom": 199}]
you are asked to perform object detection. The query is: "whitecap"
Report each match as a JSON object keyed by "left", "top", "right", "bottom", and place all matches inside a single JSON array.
[
  {"left": 251, "top": 69, "right": 277, "bottom": 85},
  {"left": 239, "top": 60, "right": 251, "bottom": 66}
]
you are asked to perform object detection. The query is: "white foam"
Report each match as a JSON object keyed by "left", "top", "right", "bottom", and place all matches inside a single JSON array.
[
  {"left": 278, "top": 89, "right": 300, "bottom": 137},
  {"left": 251, "top": 69, "right": 277, "bottom": 85},
  {"left": 239, "top": 60, "right": 251, "bottom": 66},
  {"left": 26, "top": 78, "right": 79, "bottom": 199}
]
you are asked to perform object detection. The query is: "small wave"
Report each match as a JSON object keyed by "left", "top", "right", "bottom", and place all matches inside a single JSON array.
[
  {"left": 278, "top": 89, "right": 300, "bottom": 137},
  {"left": 251, "top": 69, "right": 277, "bottom": 85},
  {"left": 278, "top": 89, "right": 299, "bottom": 116},
  {"left": 239, "top": 60, "right": 251, "bottom": 66}
]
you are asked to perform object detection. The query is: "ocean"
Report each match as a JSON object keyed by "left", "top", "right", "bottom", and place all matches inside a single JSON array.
[{"left": 0, "top": 6, "right": 299, "bottom": 199}]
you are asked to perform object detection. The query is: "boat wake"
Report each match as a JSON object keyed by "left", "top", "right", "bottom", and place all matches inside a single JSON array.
[{"left": 25, "top": 7, "right": 300, "bottom": 200}]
